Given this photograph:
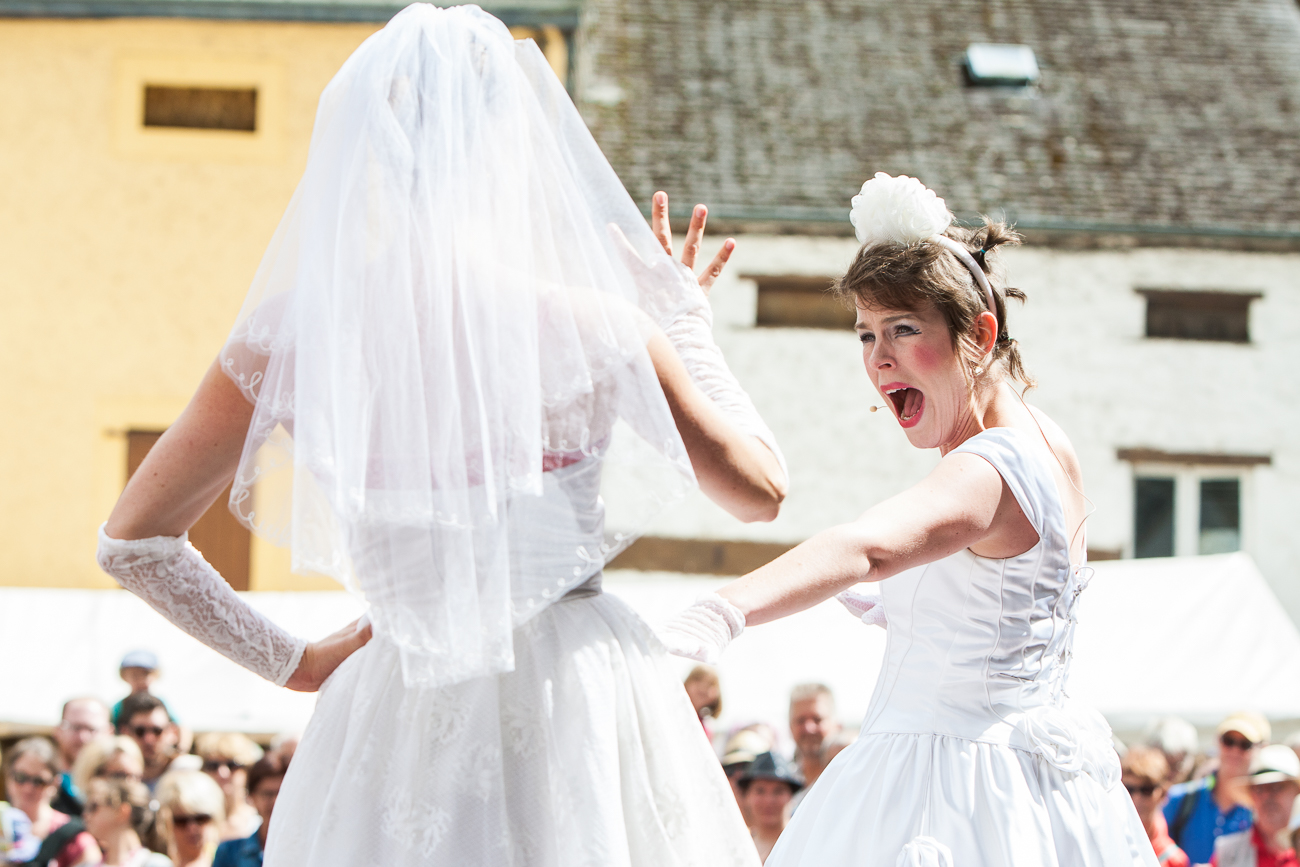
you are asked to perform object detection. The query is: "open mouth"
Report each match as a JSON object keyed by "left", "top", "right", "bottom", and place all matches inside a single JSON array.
[{"left": 885, "top": 386, "right": 924, "bottom": 425}]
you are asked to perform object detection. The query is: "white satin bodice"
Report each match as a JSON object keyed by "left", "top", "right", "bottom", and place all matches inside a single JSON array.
[{"left": 863, "top": 427, "right": 1116, "bottom": 783}]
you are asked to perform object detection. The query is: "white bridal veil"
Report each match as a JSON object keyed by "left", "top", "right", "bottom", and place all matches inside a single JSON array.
[{"left": 219, "top": 3, "right": 706, "bottom": 688}]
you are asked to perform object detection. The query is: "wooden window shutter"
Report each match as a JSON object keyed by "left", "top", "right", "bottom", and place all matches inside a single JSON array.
[{"left": 125, "top": 430, "right": 251, "bottom": 591}]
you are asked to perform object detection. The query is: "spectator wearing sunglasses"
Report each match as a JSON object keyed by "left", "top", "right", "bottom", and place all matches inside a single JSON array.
[
  {"left": 1211, "top": 744, "right": 1300, "bottom": 867},
  {"left": 81, "top": 777, "right": 172, "bottom": 867},
  {"left": 211, "top": 754, "right": 288, "bottom": 867},
  {"left": 71, "top": 737, "right": 145, "bottom": 807},
  {"left": 1165, "top": 711, "right": 1270, "bottom": 864},
  {"left": 118, "top": 695, "right": 180, "bottom": 794},
  {"left": 192, "top": 735, "right": 262, "bottom": 842},
  {"left": 155, "top": 770, "right": 224, "bottom": 867},
  {"left": 3, "top": 737, "right": 102, "bottom": 866},
  {"left": 1123, "top": 745, "right": 1189, "bottom": 867}
]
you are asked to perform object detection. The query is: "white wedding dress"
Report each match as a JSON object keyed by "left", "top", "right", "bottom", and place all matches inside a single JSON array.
[
  {"left": 767, "top": 428, "right": 1157, "bottom": 867},
  {"left": 263, "top": 456, "right": 759, "bottom": 867}
]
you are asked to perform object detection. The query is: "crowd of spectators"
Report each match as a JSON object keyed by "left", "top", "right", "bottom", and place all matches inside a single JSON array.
[
  {"left": 9, "top": 651, "right": 1300, "bottom": 866},
  {"left": 2, "top": 651, "right": 295, "bottom": 867},
  {"left": 686, "top": 668, "right": 1300, "bottom": 866}
]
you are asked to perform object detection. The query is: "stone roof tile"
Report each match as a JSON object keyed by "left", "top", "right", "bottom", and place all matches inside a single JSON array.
[{"left": 578, "top": 0, "right": 1300, "bottom": 235}]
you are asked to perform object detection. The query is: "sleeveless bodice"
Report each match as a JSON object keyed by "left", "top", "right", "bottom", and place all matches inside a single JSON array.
[
  {"left": 507, "top": 454, "right": 608, "bottom": 618},
  {"left": 862, "top": 427, "right": 1115, "bottom": 781},
  {"left": 766, "top": 427, "right": 1152, "bottom": 866}
]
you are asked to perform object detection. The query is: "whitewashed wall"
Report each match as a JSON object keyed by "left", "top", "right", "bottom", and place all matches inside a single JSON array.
[{"left": 644, "top": 235, "right": 1300, "bottom": 624}]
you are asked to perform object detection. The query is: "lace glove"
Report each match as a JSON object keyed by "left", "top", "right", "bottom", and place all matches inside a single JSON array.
[
  {"left": 97, "top": 524, "right": 307, "bottom": 687},
  {"left": 836, "top": 588, "right": 887, "bottom": 629},
  {"left": 664, "top": 274, "right": 788, "bottom": 480},
  {"left": 657, "top": 592, "right": 745, "bottom": 664}
]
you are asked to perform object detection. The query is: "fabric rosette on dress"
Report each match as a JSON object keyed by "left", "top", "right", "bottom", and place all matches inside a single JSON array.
[
  {"left": 896, "top": 837, "right": 954, "bottom": 867},
  {"left": 1014, "top": 700, "right": 1122, "bottom": 791}
]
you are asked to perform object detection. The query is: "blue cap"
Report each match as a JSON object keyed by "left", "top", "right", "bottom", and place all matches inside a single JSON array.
[{"left": 119, "top": 649, "right": 159, "bottom": 671}]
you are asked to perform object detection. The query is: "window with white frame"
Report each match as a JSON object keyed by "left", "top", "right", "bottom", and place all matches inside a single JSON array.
[{"left": 1120, "top": 449, "right": 1270, "bottom": 559}]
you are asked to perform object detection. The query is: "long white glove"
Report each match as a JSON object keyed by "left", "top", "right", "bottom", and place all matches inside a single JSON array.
[
  {"left": 657, "top": 592, "right": 746, "bottom": 664},
  {"left": 97, "top": 525, "right": 306, "bottom": 687},
  {"left": 836, "top": 588, "right": 887, "bottom": 629},
  {"left": 663, "top": 272, "right": 788, "bottom": 480}
]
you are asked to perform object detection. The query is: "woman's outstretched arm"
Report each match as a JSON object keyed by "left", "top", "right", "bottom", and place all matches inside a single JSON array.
[
  {"left": 717, "top": 452, "right": 1015, "bottom": 624},
  {"left": 659, "top": 450, "right": 1035, "bottom": 662}
]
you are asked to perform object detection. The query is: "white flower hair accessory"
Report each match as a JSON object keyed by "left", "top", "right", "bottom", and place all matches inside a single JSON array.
[
  {"left": 848, "top": 172, "right": 996, "bottom": 314},
  {"left": 850, "top": 172, "right": 953, "bottom": 247}
]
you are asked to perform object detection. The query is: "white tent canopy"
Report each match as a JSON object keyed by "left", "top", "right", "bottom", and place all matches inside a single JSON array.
[{"left": 3, "top": 553, "right": 1296, "bottom": 743}]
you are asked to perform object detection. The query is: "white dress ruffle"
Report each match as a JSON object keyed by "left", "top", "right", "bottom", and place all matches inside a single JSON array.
[
  {"left": 767, "top": 428, "right": 1157, "bottom": 867},
  {"left": 265, "top": 587, "right": 758, "bottom": 867}
]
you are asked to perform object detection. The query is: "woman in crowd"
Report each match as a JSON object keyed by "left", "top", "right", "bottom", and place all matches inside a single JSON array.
[
  {"left": 684, "top": 665, "right": 723, "bottom": 732},
  {"left": 1122, "top": 746, "right": 1189, "bottom": 867},
  {"left": 3, "top": 737, "right": 101, "bottom": 866},
  {"left": 95, "top": 5, "right": 785, "bottom": 865},
  {"left": 155, "top": 771, "right": 223, "bottom": 867},
  {"left": 663, "top": 173, "right": 1156, "bottom": 865},
  {"left": 192, "top": 735, "right": 260, "bottom": 842},
  {"left": 72, "top": 738, "right": 144, "bottom": 807},
  {"left": 81, "top": 777, "right": 171, "bottom": 867},
  {"left": 211, "top": 755, "right": 287, "bottom": 867}
]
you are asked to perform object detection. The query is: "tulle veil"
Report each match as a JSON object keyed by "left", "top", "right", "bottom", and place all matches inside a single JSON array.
[{"left": 218, "top": 3, "right": 707, "bottom": 688}]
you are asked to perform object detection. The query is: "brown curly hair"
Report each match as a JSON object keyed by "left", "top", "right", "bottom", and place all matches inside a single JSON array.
[{"left": 833, "top": 218, "right": 1033, "bottom": 388}]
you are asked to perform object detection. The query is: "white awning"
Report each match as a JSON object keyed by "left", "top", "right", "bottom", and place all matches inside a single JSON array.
[{"left": 3, "top": 552, "right": 1295, "bottom": 743}]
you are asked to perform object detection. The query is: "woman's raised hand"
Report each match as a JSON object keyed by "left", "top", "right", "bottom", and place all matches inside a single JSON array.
[
  {"left": 649, "top": 191, "right": 735, "bottom": 296},
  {"left": 285, "top": 616, "right": 373, "bottom": 692}
]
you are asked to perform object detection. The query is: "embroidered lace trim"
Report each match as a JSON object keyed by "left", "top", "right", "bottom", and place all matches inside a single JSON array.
[{"left": 96, "top": 524, "right": 306, "bottom": 687}]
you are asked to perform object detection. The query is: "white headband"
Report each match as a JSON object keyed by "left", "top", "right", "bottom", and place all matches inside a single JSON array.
[
  {"left": 932, "top": 235, "right": 997, "bottom": 316},
  {"left": 849, "top": 172, "right": 997, "bottom": 318}
]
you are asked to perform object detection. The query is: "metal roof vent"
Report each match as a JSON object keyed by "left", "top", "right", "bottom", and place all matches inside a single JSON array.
[{"left": 964, "top": 43, "right": 1040, "bottom": 86}]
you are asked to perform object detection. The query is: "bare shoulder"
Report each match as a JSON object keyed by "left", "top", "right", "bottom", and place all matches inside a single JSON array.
[{"left": 1024, "top": 405, "right": 1083, "bottom": 487}]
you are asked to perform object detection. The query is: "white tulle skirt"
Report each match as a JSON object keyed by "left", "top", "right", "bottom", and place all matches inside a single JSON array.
[
  {"left": 767, "top": 731, "right": 1157, "bottom": 867},
  {"left": 264, "top": 590, "right": 758, "bottom": 867}
]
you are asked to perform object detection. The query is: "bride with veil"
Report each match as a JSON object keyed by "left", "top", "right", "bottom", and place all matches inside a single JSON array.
[{"left": 96, "top": 5, "right": 786, "bottom": 864}]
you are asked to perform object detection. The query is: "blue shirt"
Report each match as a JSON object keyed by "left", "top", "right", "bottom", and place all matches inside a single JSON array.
[
  {"left": 1162, "top": 774, "right": 1253, "bottom": 865},
  {"left": 213, "top": 831, "right": 263, "bottom": 867}
]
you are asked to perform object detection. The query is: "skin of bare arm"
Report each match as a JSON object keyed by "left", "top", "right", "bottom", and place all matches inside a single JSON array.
[
  {"left": 102, "top": 361, "right": 371, "bottom": 692},
  {"left": 717, "top": 450, "right": 1025, "bottom": 625},
  {"left": 646, "top": 329, "right": 786, "bottom": 522}
]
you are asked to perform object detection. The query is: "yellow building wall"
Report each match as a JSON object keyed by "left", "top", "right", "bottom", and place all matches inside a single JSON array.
[{"left": 0, "top": 16, "right": 566, "bottom": 590}]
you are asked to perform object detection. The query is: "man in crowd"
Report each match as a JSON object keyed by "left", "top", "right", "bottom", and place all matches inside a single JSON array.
[
  {"left": 1165, "top": 711, "right": 1268, "bottom": 864},
  {"left": 50, "top": 697, "right": 111, "bottom": 814},
  {"left": 118, "top": 693, "right": 179, "bottom": 792},
  {"left": 720, "top": 728, "right": 774, "bottom": 826},
  {"left": 1212, "top": 744, "right": 1300, "bottom": 867},
  {"left": 213, "top": 753, "right": 289, "bottom": 867},
  {"left": 788, "top": 683, "right": 839, "bottom": 789},
  {"left": 739, "top": 752, "right": 802, "bottom": 864}
]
